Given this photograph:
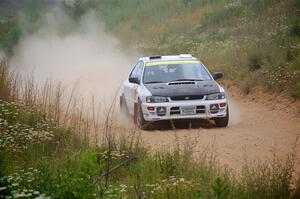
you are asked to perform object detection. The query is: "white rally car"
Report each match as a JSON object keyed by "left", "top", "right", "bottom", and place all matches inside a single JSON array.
[{"left": 120, "top": 54, "right": 229, "bottom": 130}]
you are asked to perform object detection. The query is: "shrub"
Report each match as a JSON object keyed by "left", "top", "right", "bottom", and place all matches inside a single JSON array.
[
  {"left": 0, "top": 20, "right": 21, "bottom": 54},
  {"left": 294, "top": 0, "right": 300, "bottom": 9},
  {"left": 248, "top": 54, "right": 262, "bottom": 71},
  {"left": 291, "top": 24, "right": 300, "bottom": 37}
]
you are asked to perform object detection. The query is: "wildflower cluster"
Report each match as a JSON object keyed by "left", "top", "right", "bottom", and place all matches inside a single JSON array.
[
  {"left": 147, "top": 176, "right": 197, "bottom": 196},
  {"left": 0, "top": 100, "right": 54, "bottom": 152},
  {"left": 102, "top": 184, "right": 128, "bottom": 198},
  {"left": 98, "top": 150, "right": 129, "bottom": 160},
  {"left": 265, "top": 67, "right": 295, "bottom": 90},
  {"left": 0, "top": 168, "right": 49, "bottom": 198},
  {"left": 225, "top": 0, "right": 242, "bottom": 9},
  {"left": 108, "top": 177, "right": 198, "bottom": 198}
]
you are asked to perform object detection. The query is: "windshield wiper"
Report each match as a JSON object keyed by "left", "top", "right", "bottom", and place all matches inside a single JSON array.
[
  {"left": 144, "top": 81, "right": 164, "bottom": 84},
  {"left": 171, "top": 79, "right": 203, "bottom": 82}
]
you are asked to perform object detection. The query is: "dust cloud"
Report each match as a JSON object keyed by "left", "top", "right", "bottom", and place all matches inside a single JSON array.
[
  {"left": 10, "top": 7, "right": 137, "bottom": 104},
  {"left": 228, "top": 97, "right": 241, "bottom": 125},
  {"left": 0, "top": 51, "right": 5, "bottom": 60}
]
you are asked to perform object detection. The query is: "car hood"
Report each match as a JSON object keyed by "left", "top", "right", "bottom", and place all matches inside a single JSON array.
[{"left": 144, "top": 81, "right": 220, "bottom": 97}]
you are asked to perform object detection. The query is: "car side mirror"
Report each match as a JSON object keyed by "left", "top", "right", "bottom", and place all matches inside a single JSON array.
[
  {"left": 213, "top": 72, "right": 223, "bottom": 80},
  {"left": 129, "top": 76, "right": 140, "bottom": 84}
]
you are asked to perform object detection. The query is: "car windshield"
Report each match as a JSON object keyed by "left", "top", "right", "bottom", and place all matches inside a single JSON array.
[{"left": 143, "top": 62, "right": 212, "bottom": 84}]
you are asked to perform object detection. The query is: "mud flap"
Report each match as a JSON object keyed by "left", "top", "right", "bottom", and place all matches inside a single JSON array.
[
  {"left": 120, "top": 96, "right": 123, "bottom": 108},
  {"left": 133, "top": 102, "right": 138, "bottom": 125}
]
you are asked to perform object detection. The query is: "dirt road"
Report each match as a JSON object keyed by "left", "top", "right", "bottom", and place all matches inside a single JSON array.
[{"left": 121, "top": 92, "right": 300, "bottom": 172}]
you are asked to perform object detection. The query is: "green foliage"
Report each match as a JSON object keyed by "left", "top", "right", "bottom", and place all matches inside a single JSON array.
[
  {"left": 0, "top": 20, "right": 21, "bottom": 54},
  {"left": 202, "top": 4, "right": 242, "bottom": 28},
  {"left": 0, "top": 60, "right": 12, "bottom": 101},
  {"left": 248, "top": 53, "right": 263, "bottom": 71},
  {"left": 68, "top": 0, "right": 218, "bottom": 31},
  {"left": 291, "top": 24, "right": 300, "bottom": 37},
  {"left": 213, "top": 176, "right": 230, "bottom": 199},
  {"left": 294, "top": 0, "right": 300, "bottom": 9},
  {"left": 241, "top": 0, "right": 278, "bottom": 11},
  {"left": 0, "top": 168, "right": 49, "bottom": 198},
  {"left": 235, "top": 155, "right": 296, "bottom": 199},
  {"left": 37, "top": 149, "right": 104, "bottom": 198},
  {"left": 0, "top": 99, "right": 85, "bottom": 173},
  {"left": 0, "top": 0, "right": 48, "bottom": 54}
]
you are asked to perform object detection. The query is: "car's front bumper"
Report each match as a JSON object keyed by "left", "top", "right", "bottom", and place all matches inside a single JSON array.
[{"left": 141, "top": 99, "right": 228, "bottom": 122}]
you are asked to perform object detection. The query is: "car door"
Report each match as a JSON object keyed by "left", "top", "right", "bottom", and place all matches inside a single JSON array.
[{"left": 123, "top": 61, "right": 144, "bottom": 115}]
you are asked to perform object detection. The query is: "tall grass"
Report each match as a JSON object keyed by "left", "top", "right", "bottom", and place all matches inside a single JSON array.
[{"left": 0, "top": 59, "right": 19, "bottom": 101}]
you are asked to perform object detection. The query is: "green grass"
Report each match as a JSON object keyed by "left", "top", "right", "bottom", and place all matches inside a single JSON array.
[
  {"left": 2, "top": 137, "right": 300, "bottom": 198},
  {"left": 1, "top": 92, "right": 299, "bottom": 198},
  {"left": 0, "top": 20, "right": 21, "bottom": 54}
]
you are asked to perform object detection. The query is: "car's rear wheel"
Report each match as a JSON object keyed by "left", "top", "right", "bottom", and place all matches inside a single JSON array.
[
  {"left": 134, "top": 101, "right": 151, "bottom": 130},
  {"left": 214, "top": 107, "right": 229, "bottom": 127}
]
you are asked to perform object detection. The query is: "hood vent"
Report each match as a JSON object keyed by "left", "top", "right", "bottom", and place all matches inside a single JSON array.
[{"left": 168, "top": 81, "right": 195, "bottom": 85}]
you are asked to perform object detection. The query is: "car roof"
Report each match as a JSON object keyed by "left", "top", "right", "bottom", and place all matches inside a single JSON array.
[{"left": 139, "top": 54, "right": 199, "bottom": 64}]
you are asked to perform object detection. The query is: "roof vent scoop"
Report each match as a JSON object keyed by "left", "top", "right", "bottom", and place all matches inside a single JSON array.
[
  {"left": 149, "top": 55, "right": 162, "bottom": 60},
  {"left": 179, "top": 54, "right": 192, "bottom": 58}
]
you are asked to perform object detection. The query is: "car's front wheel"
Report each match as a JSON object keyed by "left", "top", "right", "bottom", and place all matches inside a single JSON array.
[
  {"left": 134, "top": 101, "right": 151, "bottom": 130},
  {"left": 214, "top": 107, "right": 229, "bottom": 127}
]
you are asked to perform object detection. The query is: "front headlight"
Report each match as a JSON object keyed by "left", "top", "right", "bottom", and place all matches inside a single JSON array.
[
  {"left": 206, "top": 92, "right": 226, "bottom": 100},
  {"left": 146, "top": 96, "right": 169, "bottom": 103}
]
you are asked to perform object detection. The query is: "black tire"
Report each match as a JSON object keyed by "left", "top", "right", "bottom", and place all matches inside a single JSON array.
[
  {"left": 135, "top": 102, "right": 151, "bottom": 130},
  {"left": 214, "top": 107, "right": 229, "bottom": 127}
]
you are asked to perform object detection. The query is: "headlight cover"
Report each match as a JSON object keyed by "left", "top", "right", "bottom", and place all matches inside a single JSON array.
[
  {"left": 146, "top": 96, "right": 169, "bottom": 103},
  {"left": 206, "top": 92, "right": 226, "bottom": 100}
]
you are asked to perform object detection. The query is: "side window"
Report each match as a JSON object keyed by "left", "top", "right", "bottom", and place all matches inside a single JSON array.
[
  {"left": 129, "top": 62, "right": 139, "bottom": 78},
  {"left": 129, "top": 61, "right": 144, "bottom": 79},
  {"left": 136, "top": 62, "right": 144, "bottom": 82}
]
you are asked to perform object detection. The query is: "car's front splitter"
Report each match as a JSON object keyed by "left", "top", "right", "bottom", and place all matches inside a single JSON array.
[{"left": 141, "top": 99, "right": 227, "bottom": 121}]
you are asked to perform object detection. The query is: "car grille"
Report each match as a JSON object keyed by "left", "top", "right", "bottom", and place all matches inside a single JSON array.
[
  {"left": 170, "top": 95, "right": 204, "bottom": 101},
  {"left": 170, "top": 105, "right": 206, "bottom": 115}
]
